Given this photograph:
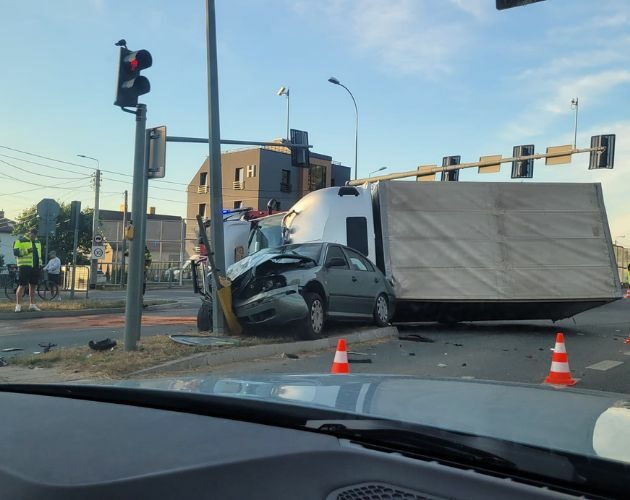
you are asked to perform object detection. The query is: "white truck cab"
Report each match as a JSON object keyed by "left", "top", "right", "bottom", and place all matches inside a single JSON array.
[{"left": 282, "top": 185, "right": 376, "bottom": 262}]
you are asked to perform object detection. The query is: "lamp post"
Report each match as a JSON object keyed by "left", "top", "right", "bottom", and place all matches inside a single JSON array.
[
  {"left": 571, "top": 97, "right": 579, "bottom": 148},
  {"left": 277, "top": 86, "right": 290, "bottom": 140},
  {"left": 369, "top": 166, "right": 387, "bottom": 178},
  {"left": 77, "top": 154, "right": 100, "bottom": 289},
  {"left": 328, "top": 77, "right": 358, "bottom": 180}
]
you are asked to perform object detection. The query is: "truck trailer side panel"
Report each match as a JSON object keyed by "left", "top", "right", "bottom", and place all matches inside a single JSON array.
[{"left": 375, "top": 181, "right": 621, "bottom": 321}]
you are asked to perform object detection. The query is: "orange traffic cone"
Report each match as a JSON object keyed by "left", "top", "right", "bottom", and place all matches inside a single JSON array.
[
  {"left": 544, "top": 332, "right": 576, "bottom": 386},
  {"left": 331, "top": 339, "right": 350, "bottom": 374}
]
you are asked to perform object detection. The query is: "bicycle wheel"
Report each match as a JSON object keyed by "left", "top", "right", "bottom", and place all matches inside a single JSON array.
[
  {"left": 37, "top": 280, "right": 59, "bottom": 301},
  {"left": 5, "top": 280, "right": 19, "bottom": 301}
]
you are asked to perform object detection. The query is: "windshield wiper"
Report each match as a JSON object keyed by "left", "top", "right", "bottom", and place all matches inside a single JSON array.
[{"left": 305, "top": 418, "right": 516, "bottom": 470}]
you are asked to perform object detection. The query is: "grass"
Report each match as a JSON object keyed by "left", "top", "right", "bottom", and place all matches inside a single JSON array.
[
  {"left": 0, "top": 299, "right": 173, "bottom": 313},
  {"left": 10, "top": 333, "right": 297, "bottom": 379}
]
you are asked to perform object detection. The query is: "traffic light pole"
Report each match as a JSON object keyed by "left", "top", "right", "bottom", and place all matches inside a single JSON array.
[
  {"left": 206, "top": 0, "right": 226, "bottom": 334},
  {"left": 349, "top": 145, "right": 608, "bottom": 186},
  {"left": 124, "top": 104, "right": 148, "bottom": 351},
  {"left": 89, "top": 169, "right": 101, "bottom": 289}
]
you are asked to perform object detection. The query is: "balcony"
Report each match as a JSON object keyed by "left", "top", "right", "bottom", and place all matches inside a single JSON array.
[
  {"left": 280, "top": 182, "right": 291, "bottom": 193},
  {"left": 232, "top": 181, "right": 245, "bottom": 190},
  {"left": 197, "top": 185, "right": 209, "bottom": 194}
]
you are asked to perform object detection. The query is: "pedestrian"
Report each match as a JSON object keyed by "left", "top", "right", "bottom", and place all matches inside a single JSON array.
[
  {"left": 43, "top": 250, "right": 62, "bottom": 301},
  {"left": 143, "top": 246, "right": 152, "bottom": 295},
  {"left": 13, "top": 228, "right": 42, "bottom": 312}
]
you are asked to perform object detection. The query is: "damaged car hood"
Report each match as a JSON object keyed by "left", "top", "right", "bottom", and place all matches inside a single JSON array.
[{"left": 227, "top": 250, "right": 315, "bottom": 281}]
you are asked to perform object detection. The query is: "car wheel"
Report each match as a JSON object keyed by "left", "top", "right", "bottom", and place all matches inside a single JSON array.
[
  {"left": 300, "top": 292, "right": 325, "bottom": 339},
  {"left": 373, "top": 294, "right": 390, "bottom": 327},
  {"left": 197, "top": 302, "right": 212, "bottom": 332}
]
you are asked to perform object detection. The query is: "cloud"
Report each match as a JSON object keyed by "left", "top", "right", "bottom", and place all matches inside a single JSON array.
[{"left": 288, "top": 0, "right": 478, "bottom": 77}]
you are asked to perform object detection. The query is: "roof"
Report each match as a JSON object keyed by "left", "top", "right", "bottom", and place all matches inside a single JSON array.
[
  {"left": 99, "top": 209, "right": 182, "bottom": 222},
  {"left": 0, "top": 216, "right": 15, "bottom": 234}
]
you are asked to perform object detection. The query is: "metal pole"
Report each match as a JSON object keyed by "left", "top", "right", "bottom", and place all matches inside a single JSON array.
[
  {"left": 206, "top": 0, "right": 226, "bottom": 334},
  {"left": 136, "top": 130, "right": 151, "bottom": 340},
  {"left": 123, "top": 104, "right": 147, "bottom": 351},
  {"left": 70, "top": 204, "right": 79, "bottom": 300},
  {"left": 179, "top": 219, "right": 185, "bottom": 287},
  {"left": 89, "top": 168, "right": 101, "bottom": 289},
  {"left": 121, "top": 190, "right": 128, "bottom": 287},
  {"left": 573, "top": 98, "right": 579, "bottom": 149},
  {"left": 44, "top": 232, "right": 49, "bottom": 267},
  {"left": 286, "top": 90, "right": 290, "bottom": 141},
  {"left": 336, "top": 83, "right": 358, "bottom": 180}
]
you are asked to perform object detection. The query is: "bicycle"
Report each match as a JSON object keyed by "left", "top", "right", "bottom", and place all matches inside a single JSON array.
[{"left": 4, "top": 270, "right": 59, "bottom": 302}]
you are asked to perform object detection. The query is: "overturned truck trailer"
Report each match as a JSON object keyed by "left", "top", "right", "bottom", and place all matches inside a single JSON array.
[{"left": 374, "top": 182, "right": 622, "bottom": 322}]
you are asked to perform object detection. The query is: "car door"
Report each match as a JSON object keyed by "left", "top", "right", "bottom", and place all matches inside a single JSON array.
[
  {"left": 322, "top": 245, "right": 363, "bottom": 316},
  {"left": 342, "top": 247, "right": 381, "bottom": 315}
]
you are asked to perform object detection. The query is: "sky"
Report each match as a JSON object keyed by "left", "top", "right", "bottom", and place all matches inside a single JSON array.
[{"left": 0, "top": 0, "right": 629, "bottom": 239}]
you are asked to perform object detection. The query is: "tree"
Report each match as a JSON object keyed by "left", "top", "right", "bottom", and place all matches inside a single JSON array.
[{"left": 12, "top": 203, "right": 94, "bottom": 265}]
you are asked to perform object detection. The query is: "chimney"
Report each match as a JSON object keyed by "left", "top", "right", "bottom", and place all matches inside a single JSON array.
[{"left": 149, "top": 206, "right": 156, "bottom": 215}]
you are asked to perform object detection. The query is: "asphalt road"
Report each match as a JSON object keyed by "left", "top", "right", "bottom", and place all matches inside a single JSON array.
[
  {"left": 0, "top": 288, "right": 199, "bottom": 358},
  {"left": 208, "top": 299, "right": 630, "bottom": 395},
  {"left": 3, "top": 287, "right": 630, "bottom": 395}
]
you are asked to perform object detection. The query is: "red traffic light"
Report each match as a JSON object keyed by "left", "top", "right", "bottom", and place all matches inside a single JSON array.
[{"left": 124, "top": 49, "right": 152, "bottom": 73}]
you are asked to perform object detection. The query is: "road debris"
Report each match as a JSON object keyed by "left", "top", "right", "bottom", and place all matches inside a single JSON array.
[
  {"left": 38, "top": 343, "right": 57, "bottom": 353},
  {"left": 88, "top": 339, "right": 117, "bottom": 351},
  {"left": 437, "top": 363, "right": 447, "bottom": 367},
  {"left": 0, "top": 357, "right": 7, "bottom": 367},
  {"left": 348, "top": 351, "right": 375, "bottom": 356},
  {"left": 348, "top": 358, "right": 373, "bottom": 364},
  {"left": 282, "top": 352, "right": 299, "bottom": 359},
  {"left": 169, "top": 335, "right": 238, "bottom": 347},
  {"left": 399, "top": 334, "right": 434, "bottom": 343},
  {"left": 2, "top": 348, "right": 24, "bottom": 352}
]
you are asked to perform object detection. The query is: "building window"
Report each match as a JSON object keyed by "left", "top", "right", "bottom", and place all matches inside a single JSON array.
[
  {"left": 198, "top": 203, "right": 206, "bottom": 217},
  {"left": 309, "top": 165, "right": 326, "bottom": 191},
  {"left": 246, "top": 165, "right": 257, "bottom": 178},
  {"left": 281, "top": 169, "right": 291, "bottom": 192},
  {"left": 235, "top": 168, "right": 244, "bottom": 182},
  {"left": 199, "top": 172, "right": 207, "bottom": 186},
  {"left": 233, "top": 201, "right": 242, "bottom": 209}
]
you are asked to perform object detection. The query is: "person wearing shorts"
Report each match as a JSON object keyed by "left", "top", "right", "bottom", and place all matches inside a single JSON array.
[{"left": 13, "top": 229, "right": 42, "bottom": 312}]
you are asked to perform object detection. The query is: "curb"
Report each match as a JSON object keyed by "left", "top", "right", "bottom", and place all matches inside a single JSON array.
[
  {"left": 131, "top": 325, "right": 399, "bottom": 377},
  {"left": 0, "top": 301, "right": 181, "bottom": 321}
]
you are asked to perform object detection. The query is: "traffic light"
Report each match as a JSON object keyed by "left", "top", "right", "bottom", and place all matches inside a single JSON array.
[
  {"left": 441, "top": 156, "right": 460, "bottom": 181},
  {"left": 290, "top": 129, "right": 310, "bottom": 167},
  {"left": 511, "top": 145, "right": 534, "bottom": 178},
  {"left": 589, "top": 135, "right": 615, "bottom": 169},
  {"left": 114, "top": 47, "right": 153, "bottom": 108}
]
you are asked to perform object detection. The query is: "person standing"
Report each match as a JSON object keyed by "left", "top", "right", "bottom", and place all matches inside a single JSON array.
[
  {"left": 143, "top": 246, "right": 152, "bottom": 295},
  {"left": 43, "top": 250, "right": 62, "bottom": 301},
  {"left": 13, "top": 228, "right": 42, "bottom": 312}
]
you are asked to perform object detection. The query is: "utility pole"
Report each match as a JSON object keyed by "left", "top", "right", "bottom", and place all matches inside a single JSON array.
[
  {"left": 90, "top": 169, "right": 101, "bottom": 289},
  {"left": 69, "top": 201, "right": 81, "bottom": 299},
  {"left": 121, "top": 189, "right": 128, "bottom": 286},
  {"left": 206, "top": 0, "right": 226, "bottom": 334},
  {"left": 123, "top": 104, "right": 148, "bottom": 351}
]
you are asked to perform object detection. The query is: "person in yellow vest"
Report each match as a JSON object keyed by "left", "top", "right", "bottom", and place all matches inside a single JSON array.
[{"left": 13, "top": 228, "right": 42, "bottom": 312}]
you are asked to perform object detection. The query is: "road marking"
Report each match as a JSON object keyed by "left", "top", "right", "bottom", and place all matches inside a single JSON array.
[{"left": 586, "top": 360, "right": 623, "bottom": 371}]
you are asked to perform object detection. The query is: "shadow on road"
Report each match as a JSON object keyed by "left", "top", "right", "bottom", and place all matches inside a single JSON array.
[{"left": 395, "top": 322, "right": 579, "bottom": 336}]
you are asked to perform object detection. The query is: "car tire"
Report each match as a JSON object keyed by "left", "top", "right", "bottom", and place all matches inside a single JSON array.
[
  {"left": 197, "top": 302, "right": 212, "bottom": 332},
  {"left": 300, "top": 292, "right": 325, "bottom": 339},
  {"left": 373, "top": 293, "right": 390, "bottom": 327}
]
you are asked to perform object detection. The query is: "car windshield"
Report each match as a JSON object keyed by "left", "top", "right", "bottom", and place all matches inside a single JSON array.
[
  {"left": 2, "top": 0, "right": 630, "bottom": 482},
  {"left": 247, "top": 214, "right": 284, "bottom": 255}
]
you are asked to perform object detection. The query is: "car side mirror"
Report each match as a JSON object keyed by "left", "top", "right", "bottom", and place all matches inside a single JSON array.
[{"left": 325, "top": 257, "right": 346, "bottom": 268}]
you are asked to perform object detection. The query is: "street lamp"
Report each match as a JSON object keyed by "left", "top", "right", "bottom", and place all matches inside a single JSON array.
[
  {"left": 328, "top": 76, "right": 358, "bottom": 180},
  {"left": 369, "top": 166, "right": 387, "bottom": 178},
  {"left": 77, "top": 154, "right": 101, "bottom": 289},
  {"left": 277, "top": 86, "right": 290, "bottom": 141}
]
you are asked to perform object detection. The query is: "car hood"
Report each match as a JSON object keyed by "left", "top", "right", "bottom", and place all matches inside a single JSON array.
[
  {"left": 226, "top": 251, "right": 315, "bottom": 281},
  {"left": 116, "top": 374, "right": 630, "bottom": 464}
]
